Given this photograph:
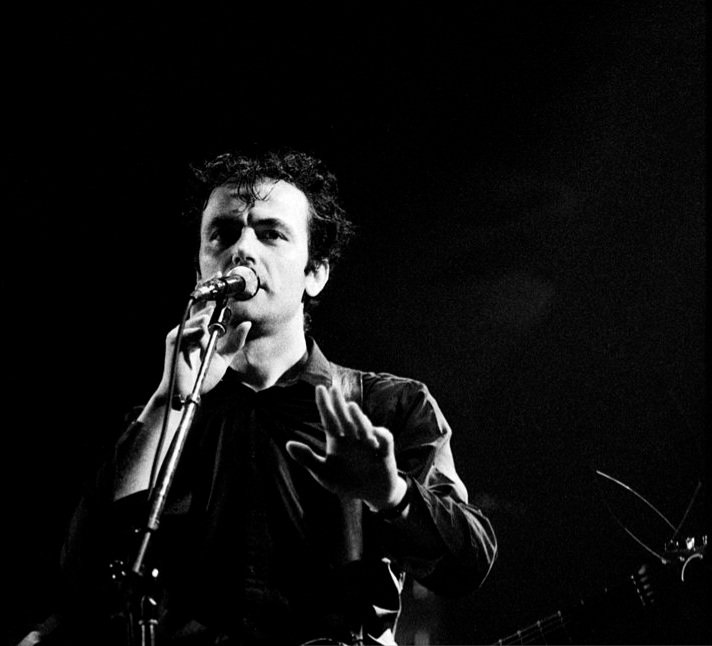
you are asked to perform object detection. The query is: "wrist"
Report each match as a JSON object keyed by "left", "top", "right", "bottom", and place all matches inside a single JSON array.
[
  {"left": 148, "top": 389, "right": 171, "bottom": 408},
  {"left": 137, "top": 391, "right": 178, "bottom": 424},
  {"left": 366, "top": 475, "right": 411, "bottom": 518}
]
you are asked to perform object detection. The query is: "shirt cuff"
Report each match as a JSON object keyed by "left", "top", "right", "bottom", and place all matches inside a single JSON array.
[{"left": 371, "top": 473, "right": 413, "bottom": 521}]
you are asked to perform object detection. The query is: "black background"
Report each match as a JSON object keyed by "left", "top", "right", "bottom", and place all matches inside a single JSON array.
[{"left": 5, "top": 2, "right": 707, "bottom": 644}]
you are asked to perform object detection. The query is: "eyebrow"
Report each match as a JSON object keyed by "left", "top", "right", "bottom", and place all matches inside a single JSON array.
[
  {"left": 251, "top": 216, "right": 291, "bottom": 230},
  {"left": 206, "top": 213, "right": 293, "bottom": 233},
  {"left": 205, "top": 214, "right": 239, "bottom": 229}
]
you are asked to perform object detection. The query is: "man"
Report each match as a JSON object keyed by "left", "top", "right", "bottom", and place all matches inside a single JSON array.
[{"left": 20, "top": 150, "right": 497, "bottom": 645}]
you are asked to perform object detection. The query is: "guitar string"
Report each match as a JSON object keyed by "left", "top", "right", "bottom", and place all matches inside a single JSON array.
[
  {"left": 497, "top": 471, "right": 697, "bottom": 645},
  {"left": 595, "top": 469, "right": 676, "bottom": 530},
  {"left": 522, "top": 614, "right": 569, "bottom": 645},
  {"left": 594, "top": 469, "right": 673, "bottom": 563},
  {"left": 598, "top": 493, "right": 670, "bottom": 564},
  {"left": 669, "top": 479, "right": 702, "bottom": 543},
  {"left": 495, "top": 570, "right": 653, "bottom": 645},
  {"left": 496, "top": 611, "right": 572, "bottom": 645}
]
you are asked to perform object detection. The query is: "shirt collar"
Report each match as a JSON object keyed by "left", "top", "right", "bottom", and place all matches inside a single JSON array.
[{"left": 273, "top": 336, "right": 334, "bottom": 389}]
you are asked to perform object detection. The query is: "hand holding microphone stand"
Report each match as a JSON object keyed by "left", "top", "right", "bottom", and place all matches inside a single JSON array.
[{"left": 115, "top": 267, "right": 258, "bottom": 646}]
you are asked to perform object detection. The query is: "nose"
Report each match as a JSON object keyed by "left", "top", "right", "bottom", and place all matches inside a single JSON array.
[{"left": 230, "top": 228, "right": 257, "bottom": 266}]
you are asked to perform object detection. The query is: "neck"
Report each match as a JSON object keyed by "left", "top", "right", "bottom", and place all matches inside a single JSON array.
[{"left": 231, "top": 313, "right": 309, "bottom": 391}]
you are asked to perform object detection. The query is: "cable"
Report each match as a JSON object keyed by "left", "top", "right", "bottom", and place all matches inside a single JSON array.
[{"left": 148, "top": 297, "right": 194, "bottom": 496}]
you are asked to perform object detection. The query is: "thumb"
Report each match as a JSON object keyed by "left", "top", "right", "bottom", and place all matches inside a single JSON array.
[
  {"left": 285, "top": 441, "right": 326, "bottom": 473},
  {"left": 219, "top": 320, "right": 252, "bottom": 355}
]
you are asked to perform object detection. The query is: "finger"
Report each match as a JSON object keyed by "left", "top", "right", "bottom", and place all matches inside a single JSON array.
[
  {"left": 315, "top": 384, "right": 345, "bottom": 437},
  {"left": 181, "top": 343, "right": 201, "bottom": 371},
  {"left": 169, "top": 325, "right": 207, "bottom": 361},
  {"left": 219, "top": 320, "right": 252, "bottom": 355},
  {"left": 370, "top": 425, "right": 395, "bottom": 457},
  {"left": 348, "top": 403, "right": 381, "bottom": 451},
  {"left": 190, "top": 299, "right": 213, "bottom": 318},
  {"left": 168, "top": 313, "right": 210, "bottom": 347},
  {"left": 285, "top": 440, "right": 326, "bottom": 473},
  {"left": 185, "top": 310, "right": 212, "bottom": 329},
  {"left": 177, "top": 323, "right": 207, "bottom": 343},
  {"left": 329, "top": 387, "right": 359, "bottom": 439},
  {"left": 173, "top": 320, "right": 210, "bottom": 370}
]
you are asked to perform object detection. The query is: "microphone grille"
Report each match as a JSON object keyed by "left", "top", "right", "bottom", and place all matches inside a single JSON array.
[{"left": 226, "top": 265, "right": 260, "bottom": 299}]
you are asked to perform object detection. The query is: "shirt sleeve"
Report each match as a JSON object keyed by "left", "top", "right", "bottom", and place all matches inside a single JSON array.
[
  {"left": 53, "top": 418, "right": 151, "bottom": 638},
  {"left": 363, "top": 375, "right": 498, "bottom": 596}
]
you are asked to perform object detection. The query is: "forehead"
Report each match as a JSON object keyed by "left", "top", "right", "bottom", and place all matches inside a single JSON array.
[{"left": 202, "top": 179, "right": 310, "bottom": 227}]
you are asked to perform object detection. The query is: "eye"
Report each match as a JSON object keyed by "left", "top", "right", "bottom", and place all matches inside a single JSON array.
[
  {"left": 207, "top": 222, "right": 240, "bottom": 247},
  {"left": 259, "top": 229, "right": 285, "bottom": 241},
  {"left": 207, "top": 230, "right": 227, "bottom": 247}
]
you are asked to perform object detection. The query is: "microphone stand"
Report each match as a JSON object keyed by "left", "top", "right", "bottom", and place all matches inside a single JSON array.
[{"left": 123, "top": 296, "right": 232, "bottom": 646}]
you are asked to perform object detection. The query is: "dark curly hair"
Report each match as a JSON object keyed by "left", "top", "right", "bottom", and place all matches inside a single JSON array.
[
  {"left": 182, "top": 149, "right": 356, "bottom": 324},
  {"left": 183, "top": 149, "right": 356, "bottom": 274}
]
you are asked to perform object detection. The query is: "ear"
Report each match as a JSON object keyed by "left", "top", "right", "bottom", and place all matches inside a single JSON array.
[{"left": 305, "top": 260, "right": 330, "bottom": 298}]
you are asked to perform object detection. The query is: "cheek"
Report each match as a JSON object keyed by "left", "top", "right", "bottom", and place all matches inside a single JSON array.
[
  {"left": 197, "top": 248, "right": 220, "bottom": 279},
  {"left": 286, "top": 254, "right": 310, "bottom": 285}
]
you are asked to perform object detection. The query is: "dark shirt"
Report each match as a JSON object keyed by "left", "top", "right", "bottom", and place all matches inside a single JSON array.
[{"left": 52, "top": 340, "right": 496, "bottom": 645}]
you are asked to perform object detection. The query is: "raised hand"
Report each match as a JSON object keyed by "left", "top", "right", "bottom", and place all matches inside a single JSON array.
[
  {"left": 285, "top": 384, "right": 407, "bottom": 510},
  {"left": 156, "top": 301, "right": 252, "bottom": 400}
]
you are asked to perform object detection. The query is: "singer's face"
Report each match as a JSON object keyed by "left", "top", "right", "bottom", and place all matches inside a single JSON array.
[{"left": 197, "top": 180, "right": 328, "bottom": 330}]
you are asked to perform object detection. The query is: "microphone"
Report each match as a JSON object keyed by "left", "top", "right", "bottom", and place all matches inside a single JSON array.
[{"left": 191, "top": 266, "right": 260, "bottom": 302}]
